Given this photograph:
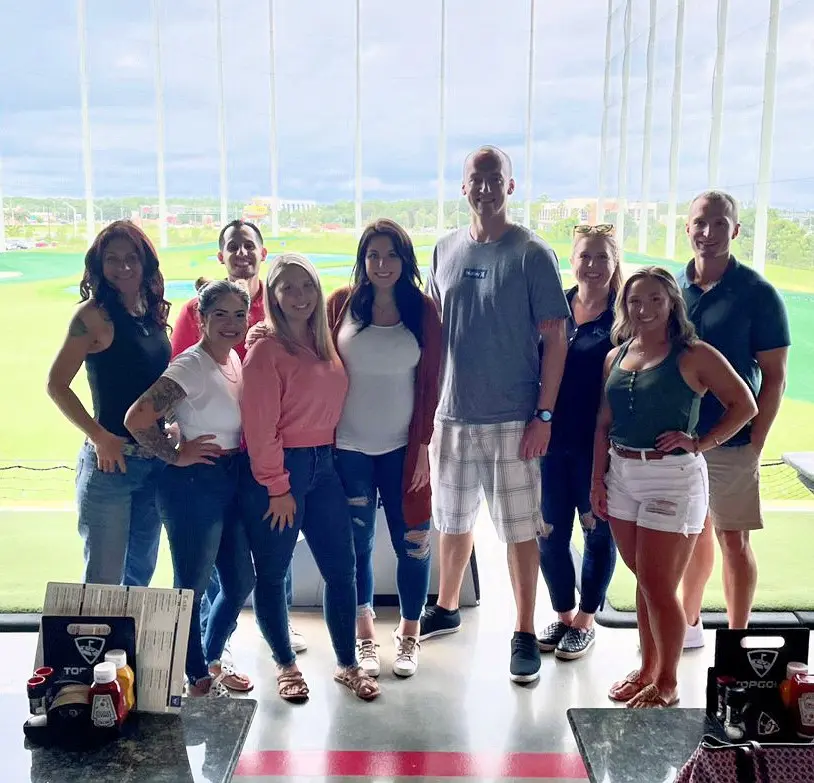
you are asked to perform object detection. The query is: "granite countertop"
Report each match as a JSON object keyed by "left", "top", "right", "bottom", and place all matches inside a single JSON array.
[
  {"left": 568, "top": 708, "right": 725, "bottom": 783},
  {"left": 0, "top": 694, "right": 256, "bottom": 783}
]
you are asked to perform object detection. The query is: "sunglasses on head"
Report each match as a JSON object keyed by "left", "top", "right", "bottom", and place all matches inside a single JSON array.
[{"left": 573, "top": 224, "right": 615, "bottom": 236}]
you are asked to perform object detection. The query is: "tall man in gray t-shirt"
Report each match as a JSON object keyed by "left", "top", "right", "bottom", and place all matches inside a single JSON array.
[{"left": 421, "top": 146, "right": 570, "bottom": 683}]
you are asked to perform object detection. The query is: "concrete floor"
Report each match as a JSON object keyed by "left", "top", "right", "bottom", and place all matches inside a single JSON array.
[{"left": 1, "top": 515, "right": 728, "bottom": 782}]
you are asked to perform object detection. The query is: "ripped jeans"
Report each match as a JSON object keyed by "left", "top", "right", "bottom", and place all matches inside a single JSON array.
[
  {"left": 538, "top": 448, "right": 617, "bottom": 615},
  {"left": 334, "top": 447, "right": 431, "bottom": 623}
]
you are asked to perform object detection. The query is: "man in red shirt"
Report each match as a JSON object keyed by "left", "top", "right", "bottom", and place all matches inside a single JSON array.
[{"left": 172, "top": 220, "right": 306, "bottom": 691}]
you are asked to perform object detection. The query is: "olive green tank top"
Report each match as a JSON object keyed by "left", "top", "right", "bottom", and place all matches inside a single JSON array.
[{"left": 606, "top": 341, "right": 701, "bottom": 450}]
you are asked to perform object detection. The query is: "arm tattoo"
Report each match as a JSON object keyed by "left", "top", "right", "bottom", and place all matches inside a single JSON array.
[
  {"left": 130, "top": 378, "right": 187, "bottom": 464},
  {"left": 68, "top": 313, "right": 89, "bottom": 338}
]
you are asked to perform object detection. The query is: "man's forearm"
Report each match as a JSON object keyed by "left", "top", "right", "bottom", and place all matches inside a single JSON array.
[
  {"left": 749, "top": 377, "right": 786, "bottom": 449},
  {"left": 537, "top": 322, "right": 567, "bottom": 410}
]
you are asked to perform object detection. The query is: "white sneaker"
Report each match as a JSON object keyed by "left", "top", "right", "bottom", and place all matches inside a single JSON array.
[
  {"left": 356, "top": 638, "right": 380, "bottom": 677},
  {"left": 392, "top": 632, "right": 420, "bottom": 678},
  {"left": 289, "top": 624, "right": 307, "bottom": 653},
  {"left": 683, "top": 618, "right": 705, "bottom": 650}
]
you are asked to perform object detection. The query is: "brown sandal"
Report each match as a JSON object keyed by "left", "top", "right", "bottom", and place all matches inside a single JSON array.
[
  {"left": 334, "top": 665, "right": 380, "bottom": 701},
  {"left": 626, "top": 683, "right": 679, "bottom": 709},
  {"left": 608, "top": 670, "right": 652, "bottom": 702},
  {"left": 277, "top": 669, "right": 309, "bottom": 703}
]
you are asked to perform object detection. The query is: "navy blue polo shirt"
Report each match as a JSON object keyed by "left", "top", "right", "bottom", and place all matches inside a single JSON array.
[
  {"left": 543, "top": 287, "right": 615, "bottom": 454},
  {"left": 678, "top": 256, "right": 790, "bottom": 446}
]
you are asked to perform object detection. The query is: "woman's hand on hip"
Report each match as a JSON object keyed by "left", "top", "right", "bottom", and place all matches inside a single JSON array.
[
  {"left": 408, "top": 444, "right": 431, "bottom": 492},
  {"left": 175, "top": 434, "right": 224, "bottom": 467},
  {"left": 91, "top": 430, "right": 128, "bottom": 474},
  {"left": 655, "top": 430, "right": 695, "bottom": 454},
  {"left": 265, "top": 492, "right": 297, "bottom": 532}
]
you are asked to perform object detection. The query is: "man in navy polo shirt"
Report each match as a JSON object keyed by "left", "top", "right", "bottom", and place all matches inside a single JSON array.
[{"left": 678, "top": 190, "right": 790, "bottom": 639}]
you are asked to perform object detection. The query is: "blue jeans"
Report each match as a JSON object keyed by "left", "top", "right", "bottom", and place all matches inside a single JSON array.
[
  {"left": 243, "top": 446, "right": 357, "bottom": 668},
  {"left": 158, "top": 452, "right": 256, "bottom": 682},
  {"left": 334, "top": 447, "right": 431, "bottom": 622},
  {"left": 200, "top": 563, "right": 294, "bottom": 642},
  {"left": 538, "top": 449, "right": 617, "bottom": 615},
  {"left": 75, "top": 440, "right": 164, "bottom": 586}
]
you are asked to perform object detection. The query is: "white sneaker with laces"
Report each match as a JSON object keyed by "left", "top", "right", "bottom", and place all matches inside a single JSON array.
[
  {"left": 392, "top": 632, "right": 420, "bottom": 678},
  {"left": 356, "top": 638, "right": 380, "bottom": 677},
  {"left": 289, "top": 624, "right": 307, "bottom": 653},
  {"left": 683, "top": 618, "right": 705, "bottom": 650}
]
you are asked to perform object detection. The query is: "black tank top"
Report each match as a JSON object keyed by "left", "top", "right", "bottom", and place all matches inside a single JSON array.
[{"left": 85, "top": 301, "right": 171, "bottom": 438}]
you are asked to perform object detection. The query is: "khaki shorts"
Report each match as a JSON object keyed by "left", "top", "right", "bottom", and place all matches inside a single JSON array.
[{"left": 704, "top": 444, "right": 763, "bottom": 531}]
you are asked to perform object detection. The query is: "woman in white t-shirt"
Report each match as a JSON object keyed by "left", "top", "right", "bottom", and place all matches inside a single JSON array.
[{"left": 125, "top": 280, "right": 256, "bottom": 698}]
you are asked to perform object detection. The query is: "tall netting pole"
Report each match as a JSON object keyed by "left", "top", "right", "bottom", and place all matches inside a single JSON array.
[
  {"left": 708, "top": 0, "right": 728, "bottom": 188},
  {"left": 597, "top": 0, "right": 614, "bottom": 223},
  {"left": 436, "top": 0, "right": 446, "bottom": 235},
  {"left": 665, "top": 0, "right": 686, "bottom": 260},
  {"left": 215, "top": 0, "right": 228, "bottom": 226},
  {"left": 523, "top": 0, "right": 537, "bottom": 230},
  {"left": 77, "top": 0, "right": 95, "bottom": 243},
  {"left": 354, "top": 0, "right": 362, "bottom": 235},
  {"left": 752, "top": 0, "right": 781, "bottom": 275},
  {"left": 638, "top": 0, "right": 658, "bottom": 254},
  {"left": 268, "top": 0, "right": 280, "bottom": 238},
  {"left": 616, "top": 0, "right": 633, "bottom": 254},
  {"left": 152, "top": 0, "right": 168, "bottom": 248}
]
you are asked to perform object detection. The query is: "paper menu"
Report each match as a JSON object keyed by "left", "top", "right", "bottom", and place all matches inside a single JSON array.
[{"left": 35, "top": 582, "right": 193, "bottom": 714}]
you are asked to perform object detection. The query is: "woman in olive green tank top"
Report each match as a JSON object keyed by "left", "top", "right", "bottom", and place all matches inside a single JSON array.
[{"left": 589, "top": 267, "right": 756, "bottom": 709}]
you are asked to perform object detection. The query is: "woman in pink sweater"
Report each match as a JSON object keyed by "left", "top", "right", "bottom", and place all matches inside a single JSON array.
[{"left": 240, "top": 253, "right": 379, "bottom": 703}]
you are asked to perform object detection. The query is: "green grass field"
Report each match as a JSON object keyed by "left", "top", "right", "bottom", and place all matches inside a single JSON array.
[{"left": 0, "top": 234, "right": 812, "bottom": 612}]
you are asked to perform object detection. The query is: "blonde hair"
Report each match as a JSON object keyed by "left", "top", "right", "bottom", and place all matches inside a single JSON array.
[
  {"left": 611, "top": 266, "right": 697, "bottom": 348},
  {"left": 264, "top": 253, "right": 337, "bottom": 361},
  {"left": 570, "top": 229, "right": 623, "bottom": 294}
]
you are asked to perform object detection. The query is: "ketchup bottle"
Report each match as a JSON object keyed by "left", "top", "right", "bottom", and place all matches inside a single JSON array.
[{"left": 89, "top": 662, "right": 125, "bottom": 735}]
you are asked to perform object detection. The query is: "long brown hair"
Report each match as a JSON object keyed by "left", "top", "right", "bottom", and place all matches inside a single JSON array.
[
  {"left": 79, "top": 221, "right": 170, "bottom": 329},
  {"left": 348, "top": 218, "right": 424, "bottom": 346},
  {"left": 611, "top": 266, "right": 696, "bottom": 348},
  {"left": 264, "top": 253, "right": 336, "bottom": 361}
]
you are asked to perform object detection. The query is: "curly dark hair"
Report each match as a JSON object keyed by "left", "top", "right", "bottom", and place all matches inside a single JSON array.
[
  {"left": 348, "top": 218, "right": 424, "bottom": 347},
  {"left": 79, "top": 221, "right": 170, "bottom": 329}
]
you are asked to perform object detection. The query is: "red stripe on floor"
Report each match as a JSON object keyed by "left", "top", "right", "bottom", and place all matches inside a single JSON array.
[{"left": 236, "top": 750, "right": 587, "bottom": 778}]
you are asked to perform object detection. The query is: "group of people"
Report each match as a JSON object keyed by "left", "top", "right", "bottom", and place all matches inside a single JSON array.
[{"left": 46, "top": 144, "right": 790, "bottom": 708}]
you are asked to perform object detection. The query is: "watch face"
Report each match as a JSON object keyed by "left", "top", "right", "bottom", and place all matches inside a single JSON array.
[{"left": 537, "top": 409, "right": 552, "bottom": 423}]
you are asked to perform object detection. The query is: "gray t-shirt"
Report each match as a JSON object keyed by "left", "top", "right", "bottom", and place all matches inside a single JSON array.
[{"left": 427, "top": 225, "right": 569, "bottom": 424}]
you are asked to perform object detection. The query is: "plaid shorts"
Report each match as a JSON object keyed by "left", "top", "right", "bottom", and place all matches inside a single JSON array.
[{"left": 429, "top": 419, "right": 544, "bottom": 544}]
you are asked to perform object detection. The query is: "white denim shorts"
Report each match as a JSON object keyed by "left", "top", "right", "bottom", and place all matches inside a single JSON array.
[{"left": 605, "top": 449, "right": 709, "bottom": 536}]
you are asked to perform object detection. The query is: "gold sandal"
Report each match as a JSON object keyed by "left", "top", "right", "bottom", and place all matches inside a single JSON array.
[
  {"left": 334, "top": 665, "right": 380, "bottom": 701},
  {"left": 608, "top": 670, "right": 651, "bottom": 702},
  {"left": 626, "top": 683, "right": 679, "bottom": 709},
  {"left": 277, "top": 670, "right": 309, "bottom": 703}
]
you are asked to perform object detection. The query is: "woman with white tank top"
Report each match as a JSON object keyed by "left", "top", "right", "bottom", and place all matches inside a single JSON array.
[{"left": 327, "top": 219, "right": 442, "bottom": 680}]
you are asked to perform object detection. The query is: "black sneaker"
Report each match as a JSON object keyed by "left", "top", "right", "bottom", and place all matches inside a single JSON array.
[
  {"left": 537, "top": 621, "right": 570, "bottom": 652},
  {"left": 510, "top": 632, "right": 541, "bottom": 683},
  {"left": 419, "top": 605, "right": 461, "bottom": 640},
  {"left": 555, "top": 627, "right": 596, "bottom": 661}
]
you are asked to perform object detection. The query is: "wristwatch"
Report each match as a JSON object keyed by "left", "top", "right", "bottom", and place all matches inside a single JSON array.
[{"left": 533, "top": 409, "right": 553, "bottom": 423}]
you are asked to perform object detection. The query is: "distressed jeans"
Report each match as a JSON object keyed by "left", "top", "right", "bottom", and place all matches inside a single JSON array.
[{"left": 334, "top": 447, "right": 431, "bottom": 622}]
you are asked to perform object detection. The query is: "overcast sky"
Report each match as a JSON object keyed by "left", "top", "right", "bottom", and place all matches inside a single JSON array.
[{"left": 1, "top": 0, "right": 812, "bottom": 207}]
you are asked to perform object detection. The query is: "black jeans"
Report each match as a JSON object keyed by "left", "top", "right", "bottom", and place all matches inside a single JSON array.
[{"left": 538, "top": 449, "right": 617, "bottom": 615}]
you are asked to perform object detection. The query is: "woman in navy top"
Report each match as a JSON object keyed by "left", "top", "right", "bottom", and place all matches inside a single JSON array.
[{"left": 536, "top": 225, "right": 621, "bottom": 660}]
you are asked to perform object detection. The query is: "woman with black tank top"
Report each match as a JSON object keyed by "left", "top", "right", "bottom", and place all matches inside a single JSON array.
[
  {"left": 47, "top": 221, "right": 171, "bottom": 586},
  {"left": 590, "top": 267, "right": 756, "bottom": 709}
]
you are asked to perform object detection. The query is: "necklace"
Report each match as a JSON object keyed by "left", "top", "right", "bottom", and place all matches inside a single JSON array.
[{"left": 217, "top": 359, "right": 239, "bottom": 383}]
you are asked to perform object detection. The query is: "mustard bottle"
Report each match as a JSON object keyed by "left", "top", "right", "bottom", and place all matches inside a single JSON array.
[{"left": 105, "top": 649, "right": 136, "bottom": 714}]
